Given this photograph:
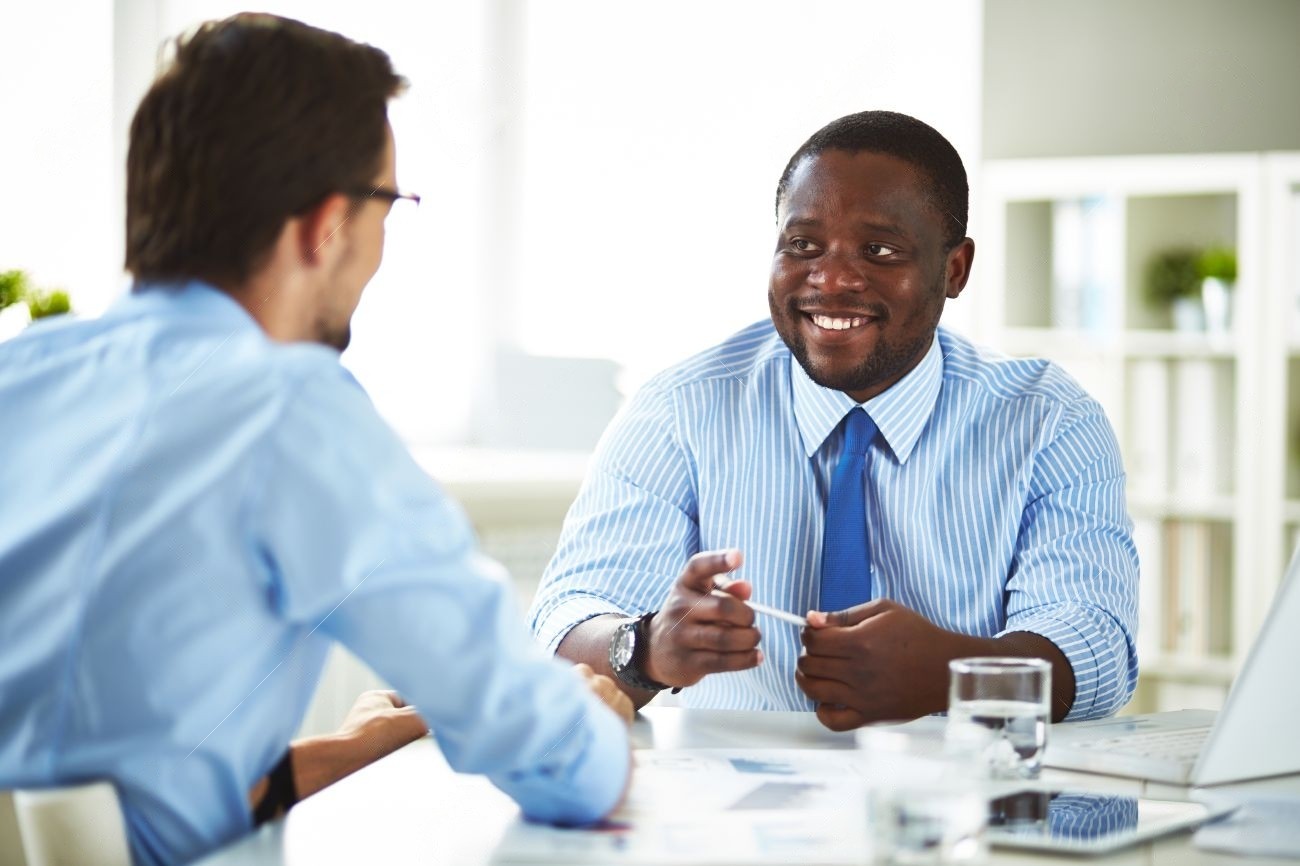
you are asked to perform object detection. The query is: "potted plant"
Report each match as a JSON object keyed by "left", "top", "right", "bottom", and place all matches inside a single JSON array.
[
  {"left": 27, "top": 289, "right": 72, "bottom": 320},
  {"left": 1144, "top": 249, "right": 1203, "bottom": 332},
  {"left": 0, "top": 269, "right": 29, "bottom": 312},
  {"left": 0, "top": 269, "right": 33, "bottom": 340},
  {"left": 1198, "top": 246, "right": 1237, "bottom": 335},
  {"left": 0, "top": 269, "right": 73, "bottom": 340}
]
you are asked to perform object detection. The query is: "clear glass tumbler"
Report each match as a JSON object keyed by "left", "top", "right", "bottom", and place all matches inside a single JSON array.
[
  {"left": 947, "top": 657, "right": 1051, "bottom": 780},
  {"left": 857, "top": 726, "right": 988, "bottom": 865}
]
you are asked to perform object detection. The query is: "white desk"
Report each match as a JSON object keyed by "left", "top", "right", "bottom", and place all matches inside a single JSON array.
[{"left": 196, "top": 709, "right": 1300, "bottom": 865}]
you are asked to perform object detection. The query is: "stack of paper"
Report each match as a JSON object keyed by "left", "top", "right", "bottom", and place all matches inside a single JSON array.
[{"left": 492, "top": 750, "right": 871, "bottom": 864}]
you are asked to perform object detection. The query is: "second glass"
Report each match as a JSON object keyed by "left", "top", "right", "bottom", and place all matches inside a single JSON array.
[{"left": 947, "top": 657, "right": 1051, "bottom": 779}]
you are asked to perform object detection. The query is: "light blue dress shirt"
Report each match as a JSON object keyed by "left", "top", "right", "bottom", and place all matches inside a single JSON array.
[
  {"left": 529, "top": 321, "right": 1138, "bottom": 720},
  {"left": 0, "top": 283, "right": 629, "bottom": 866}
]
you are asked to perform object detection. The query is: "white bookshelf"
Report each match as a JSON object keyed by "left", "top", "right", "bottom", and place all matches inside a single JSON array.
[{"left": 976, "top": 153, "right": 1300, "bottom": 714}]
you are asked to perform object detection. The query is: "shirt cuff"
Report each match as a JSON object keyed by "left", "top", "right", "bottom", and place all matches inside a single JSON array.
[
  {"left": 998, "top": 610, "right": 1128, "bottom": 721},
  {"left": 496, "top": 693, "right": 632, "bottom": 826},
  {"left": 534, "top": 595, "right": 630, "bottom": 655}
]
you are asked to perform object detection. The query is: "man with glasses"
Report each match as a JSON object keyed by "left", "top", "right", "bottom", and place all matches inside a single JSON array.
[{"left": 0, "top": 14, "right": 631, "bottom": 866}]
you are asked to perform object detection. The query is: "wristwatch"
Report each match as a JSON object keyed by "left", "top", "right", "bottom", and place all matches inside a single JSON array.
[{"left": 609, "top": 612, "right": 671, "bottom": 692}]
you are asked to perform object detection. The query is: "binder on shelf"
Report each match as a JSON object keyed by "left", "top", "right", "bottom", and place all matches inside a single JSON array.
[
  {"left": 1160, "top": 521, "right": 1182, "bottom": 654},
  {"left": 1206, "top": 523, "right": 1234, "bottom": 657},
  {"left": 1170, "top": 359, "right": 1235, "bottom": 500},
  {"left": 1132, "top": 518, "right": 1164, "bottom": 661},
  {"left": 1126, "top": 359, "right": 1170, "bottom": 501},
  {"left": 1162, "top": 521, "right": 1212, "bottom": 656}
]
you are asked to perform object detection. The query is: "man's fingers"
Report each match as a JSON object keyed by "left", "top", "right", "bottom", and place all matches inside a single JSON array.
[
  {"left": 679, "top": 548, "right": 743, "bottom": 593},
  {"left": 712, "top": 577, "right": 753, "bottom": 602},
  {"left": 794, "top": 669, "right": 858, "bottom": 707},
  {"left": 800, "top": 624, "right": 867, "bottom": 659},
  {"left": 815, "top": 703, "right": 868, "bottom": 732},
  {"left": 806, "top": 599, "right": 884, "bottom": 629},
  {"left": 664, "top": 589, "right": 755, "bottom": 628},
  {"left": 391, "top": 706, "right": 430, "bottom": 739},
  {"left": 795, "top": 654, "right": 854, "bottom": 682},
  {"left": 585, "top": 673, "right": 636, "bottom": 727},
  {"left": 681, "top": 623, "right": 761, "bottom": 653},
  {"left": 690, "top": 648, "right": 763, "bottom": 674},
  {"left": 599, "top": 685, "right": 636, "bottom": 727}
]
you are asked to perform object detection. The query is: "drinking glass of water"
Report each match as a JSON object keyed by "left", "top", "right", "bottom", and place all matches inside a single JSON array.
[
  {"left": 857, "top": 726, "right": 989, "bottom": 864},
  {"left": 947, "top": 657, "right": 1051, "bottom": 780}
]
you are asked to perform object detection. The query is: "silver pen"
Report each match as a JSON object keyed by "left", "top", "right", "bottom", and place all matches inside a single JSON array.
[{"left": 713, "top": 577, "right": 808, "bottom": 627}]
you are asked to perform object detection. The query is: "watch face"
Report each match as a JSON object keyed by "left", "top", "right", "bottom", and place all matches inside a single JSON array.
[{"left": 612, "top": 622, "right": 635, "bottom": 669}]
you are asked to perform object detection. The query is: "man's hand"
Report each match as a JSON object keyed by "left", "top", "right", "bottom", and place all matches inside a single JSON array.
[
  {"left": 642, "top": 550, "right": 763, "bottom": 689},
  {"left": 333, "top": 690, "right": 429, "bottom": 760},
  {"left": 797, "top": 600, "right": 1077, "bottom": 731},
  {"left": 796, "top": 599, "right": 985, "bottom": 731},
  {"left": 293, "top": 689, "right": 429, "bottom": 801},
  {"left": 573, "top": 662, "right": 636, "bottom": 726},
  {"left": 248, "top": 689, "right": 430, "bottom": 818}
]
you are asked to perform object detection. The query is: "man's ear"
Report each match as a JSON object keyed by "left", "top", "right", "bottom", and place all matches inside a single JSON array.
[
  {"left": 944, "top": 238, "right": 975, "bottom": 300},
  {"left": 295, "top": 193, "right": 354, "bottom": 267}
]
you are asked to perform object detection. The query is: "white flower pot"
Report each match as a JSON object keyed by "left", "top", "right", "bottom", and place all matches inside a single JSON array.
[
  {"left": 1172, "top": 296, "right": 1205, "bottom": 333},
  {"left": 1201, "top": 277, "right": 1234, "bottom": 335}
]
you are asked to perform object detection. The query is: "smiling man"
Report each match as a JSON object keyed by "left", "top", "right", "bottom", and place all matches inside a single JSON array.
[{"left": 529, "top": 111, "right": 1138, "bottom": 729}]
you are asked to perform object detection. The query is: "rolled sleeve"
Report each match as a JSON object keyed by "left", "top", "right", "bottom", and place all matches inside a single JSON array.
[
  {"left": 534, "top": 594, "right": 630, "bottom": 655},
  {"left": 1006, "top": 398, "right": 1139, "bottom": 720},
  {"left": 1000, "top": 606, "right": 1131, "bottom": 721}
]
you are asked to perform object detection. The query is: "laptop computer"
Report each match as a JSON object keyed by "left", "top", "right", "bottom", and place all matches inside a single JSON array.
[{"left": 1046, "top": 546, "right": 1300, "bottom": 786}]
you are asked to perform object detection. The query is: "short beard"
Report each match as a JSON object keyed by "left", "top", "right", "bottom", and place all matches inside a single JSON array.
[
  {"left": 315, "top": 316, "right": 352, "bottom": 352},
  {"left": 770, "top": 291, "right": 940, "bottom": 397}
]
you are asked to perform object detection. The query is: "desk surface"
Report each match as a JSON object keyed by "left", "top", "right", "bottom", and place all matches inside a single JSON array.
[{"left": 197, "top": 708, "right": 1299, "bottom": 865}]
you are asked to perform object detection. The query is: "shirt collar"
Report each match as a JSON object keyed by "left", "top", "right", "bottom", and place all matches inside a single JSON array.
[
  {"left": 122, "top": 280, "right": 263, "bottom": 332},
  {"left": 790, "top": 332, "right": 944, "bottom": 463}
]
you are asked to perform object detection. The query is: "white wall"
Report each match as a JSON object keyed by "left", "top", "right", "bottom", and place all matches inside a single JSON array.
[
  {"left": 983, "top": 0, "right": 1300, "bottom": 159},
  {"left": 512, "top": 1, "right": 983, "bottom": 389},
  {"left": 0, "top": 1, "right": 117, "bottom": 317}
]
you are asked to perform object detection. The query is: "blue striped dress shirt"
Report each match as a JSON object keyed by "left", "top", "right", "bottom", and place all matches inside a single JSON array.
[{"left": 529, "top": 321, "right": 1138, "bottom": 721}]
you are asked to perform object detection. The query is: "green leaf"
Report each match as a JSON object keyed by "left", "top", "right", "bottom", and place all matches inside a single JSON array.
[
  {"left": 1143, "top": 249, "right": 1201, "bottom": 305},
  {"left": 27, "top": 289, "right": 72, "bottom": 320},
  {"left": 0, "top": 269, "right": 31, "bottom": 311}
]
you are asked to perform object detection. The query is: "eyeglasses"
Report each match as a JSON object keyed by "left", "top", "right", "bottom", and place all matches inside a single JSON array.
[{"left": 347, "top": 185, "right": 422, "bottom": 208}]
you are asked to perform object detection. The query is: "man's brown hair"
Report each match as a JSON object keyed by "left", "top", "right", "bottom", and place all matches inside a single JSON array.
[{"left": 125, "top": 13, "right": 406, "bottom": 288}]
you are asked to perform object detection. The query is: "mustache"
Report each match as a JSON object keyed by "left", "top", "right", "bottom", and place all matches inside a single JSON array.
[{"left": 790, "top": 295, "right": 888, "bottom": 318}]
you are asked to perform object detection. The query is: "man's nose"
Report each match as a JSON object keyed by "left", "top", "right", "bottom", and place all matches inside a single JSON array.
[{"left": 807, "top": 250, "right": 866, "bottom": 292}]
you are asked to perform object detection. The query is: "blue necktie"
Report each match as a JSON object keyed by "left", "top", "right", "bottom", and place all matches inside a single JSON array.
[{"left": 819, "top": 408, "right": 877, "bottom": 613}]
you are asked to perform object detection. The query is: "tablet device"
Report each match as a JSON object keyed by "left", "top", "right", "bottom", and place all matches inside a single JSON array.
[{"left": 985, "top": 789, "right": 1229, "bottom": 855}]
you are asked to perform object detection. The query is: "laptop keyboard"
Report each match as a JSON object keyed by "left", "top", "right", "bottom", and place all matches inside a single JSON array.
[{"left": 1071, "top": 727, "right": 1212, "bottom": 761}]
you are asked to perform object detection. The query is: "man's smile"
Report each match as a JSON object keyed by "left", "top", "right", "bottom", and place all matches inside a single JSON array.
[{"left": 807, "top": 312, "right": 876, "bottom": 331}]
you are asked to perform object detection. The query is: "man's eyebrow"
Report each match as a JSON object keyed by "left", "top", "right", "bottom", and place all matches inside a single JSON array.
[
  {"left": 857, "top": 220, "right": 908, "bottom": 237},
  {"left": 780, "top": 216, "right": 909, "bottom": 238}
]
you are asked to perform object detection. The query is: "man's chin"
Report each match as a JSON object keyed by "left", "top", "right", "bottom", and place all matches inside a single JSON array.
[
  {"left": 801, "top": 361, "right": 878, "bottom": 396},
  {"left": 319, "top": 325, "right": 351, "bottom": 352}
]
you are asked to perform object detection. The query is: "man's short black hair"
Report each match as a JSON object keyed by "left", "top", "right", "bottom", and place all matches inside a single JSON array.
[{"left": 774, "top": 110, "right": 969, "bottom": 250}]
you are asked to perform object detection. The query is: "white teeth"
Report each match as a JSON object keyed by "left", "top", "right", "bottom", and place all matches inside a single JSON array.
[{"left": 810, "top": 314, "right": 869, "bottom": 331}]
